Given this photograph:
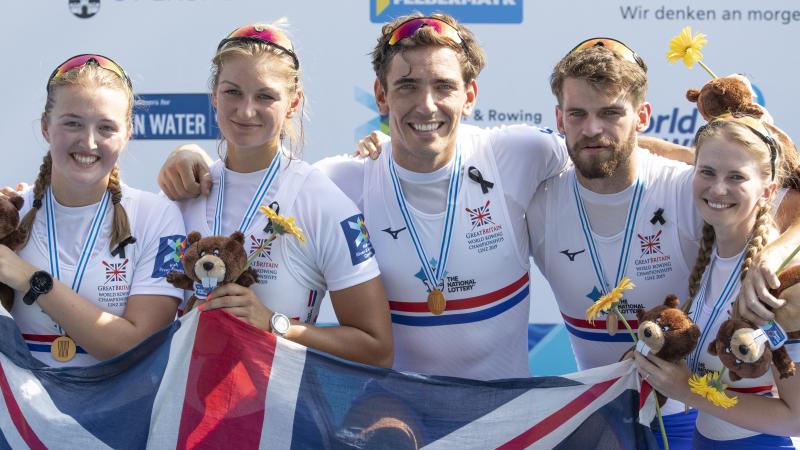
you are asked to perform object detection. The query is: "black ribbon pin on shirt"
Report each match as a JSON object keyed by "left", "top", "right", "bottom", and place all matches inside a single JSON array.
[
  {"left": 263, "top": 201, "right": 281, "bottom": 234},
  {"left": 468, "top": 166, "right": 494, "bottom": 194},
  {"left": 650, "top": 208, "right": 666, "bottom": 226},
  {"left": 111, "top": 236, "right": 137, "bottom": 259}
]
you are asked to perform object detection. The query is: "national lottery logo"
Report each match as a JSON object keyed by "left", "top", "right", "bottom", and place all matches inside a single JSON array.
[
  {"left": 370, "top": 0, "right": 523, "bottom": 24},
  {"left": 103, "top": 259, "right": 128, "bottom": 284},
  {"left": 414, "top": 258, "right": 447, "bottom": 293},
  {"left": 69, "top": 0, "right": 100, "bottom": 19}
]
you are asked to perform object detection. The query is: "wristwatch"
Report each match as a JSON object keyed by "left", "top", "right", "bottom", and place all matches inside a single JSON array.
[
  {"left": 23, "top": 271, "right": 54, "bottom": 305},
  {"left": 270, "top": 312, "right": 291, "bottom": 337}
]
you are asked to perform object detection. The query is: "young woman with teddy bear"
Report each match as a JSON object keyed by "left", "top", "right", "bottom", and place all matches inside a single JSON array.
[
  {"left": 0, "top": 54, "right": 186, "bottom": 367},
  {"left": 166, "top": 22, "right": 394, "bottom": 368},
  {"left": 636, "top": 114, "right": 800, "bottom": 449}
]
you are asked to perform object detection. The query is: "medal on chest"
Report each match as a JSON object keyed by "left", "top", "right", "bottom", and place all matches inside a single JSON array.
[
  {"left": 388, "top": 148, "right": 462, "bottom": 315},
  {"left": 45, "top": 189, "right": 111, "bottom": 362},
  {"left": 51, "top": 336, "right": 77, "bottom": 362}
]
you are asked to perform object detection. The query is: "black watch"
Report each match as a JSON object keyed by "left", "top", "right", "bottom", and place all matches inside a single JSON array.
[{"left": 23, "top": 271, "right": 53, "bottom": 305}]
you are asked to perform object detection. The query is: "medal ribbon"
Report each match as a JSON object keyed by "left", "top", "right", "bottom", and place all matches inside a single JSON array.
[
  {"left": 388, "top": 146, "right": 462, "bottom": 295},
  {"left": 687, "top": 251, "right": 745, "bottom": 373},
  {"left": 213, "top": 150, "right": 281, "bottom": 235},
  {"left": 45, "top": 188, "right": 111, "bottom": 333},
  {"left": 572, "top": 173, "right": 645, "bottom": 295}
]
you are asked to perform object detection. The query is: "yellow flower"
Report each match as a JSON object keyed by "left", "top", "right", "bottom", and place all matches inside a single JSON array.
[
  {"left": 688, "top": 371, "right": 738, "bottom": 408},
  {"left": 586, "top": 277, "right": 635, "bottom": 324},
  {"left": 259, "top": 205, "right": 306, "bottom": 244},
  {"left": 667, "top": 26, "right": 708, "bottom": 68}
]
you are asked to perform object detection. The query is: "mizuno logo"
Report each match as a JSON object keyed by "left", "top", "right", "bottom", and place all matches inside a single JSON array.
[
  {"left": 382, "top": 227, "right": 406, "bottom": 240},
  {"left": 560, "top": 249, "right": 585, "bottom": 261}
]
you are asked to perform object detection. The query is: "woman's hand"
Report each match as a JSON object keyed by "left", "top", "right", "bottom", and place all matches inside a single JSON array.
[
  {"left": 634, "top": 351, "right": 693, "bottom": 403},
  {"left": 202, "top": 283, "right": 273, "bottom": 331},
  {"left": 0, "top": 245, "right": 37, "bottom": 292}
]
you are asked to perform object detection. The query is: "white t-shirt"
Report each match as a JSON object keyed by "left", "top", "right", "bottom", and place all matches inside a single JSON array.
[
  {"left": 316, "top": 124, "right": 569, "bottom": 380},
  {"left": 12, "top": 185, "right": 185, "bottom": 367},
  {"left": 688, "top": 249, "right": 800, "bottom": 441},
  {"left": 176, "top": 152, "right": 381, "bottom": 323},
  {"left": 317, "top": 124, "right": 569, "bottom": 272}
]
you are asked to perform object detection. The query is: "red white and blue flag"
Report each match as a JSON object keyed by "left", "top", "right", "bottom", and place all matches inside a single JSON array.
[{"left": 0, "top": 308, "right": 657, "bottom": 449}]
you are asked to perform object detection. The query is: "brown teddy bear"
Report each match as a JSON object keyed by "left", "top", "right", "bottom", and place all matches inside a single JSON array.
[
  {"left": 686, "top": 75, "right": 764, "bottom": 121},
  {"left": 686, "top": 75, "right": 796, "bottom": 155},
  {"left": 166, "top": 231, "right": 258, "bottom": 313},
  {"left": 707, "top": 318, "right": 795, "bottom": 381},
  {"left": 0, "top": 193, "right": 28, "bottom": 311},
  {"left": 708, "top": 266, "right": 800, "bottom": 382},
  {"left": 633, "top": 295, "right": 700, "bottom": 405},
  {"left": 636, "top": 295, "right": 701, "bottom": 361}
]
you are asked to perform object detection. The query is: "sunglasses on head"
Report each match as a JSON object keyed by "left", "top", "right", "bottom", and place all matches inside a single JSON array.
[
  {"left": 217, "top": 24, "right": 299, "bottom": 69},
  {"left": 48, "top": 54, "right": 131, "bottom": 92},
  {"left": 699, "top": 113, "right": 778, "bottom": 180},
  {"left": 385, "top": 17, "right": 465, "bottom": 47},
  {"left": 568, "top": 37, "right": 647, "bottom": 72}
]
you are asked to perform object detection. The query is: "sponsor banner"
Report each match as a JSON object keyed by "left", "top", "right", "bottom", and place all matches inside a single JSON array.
[
  {"left": 370, "top": 0, "right": 523, "bottom": 23},
  {"left": 133, "top": 94, "right": 218, "bottom": 140}
]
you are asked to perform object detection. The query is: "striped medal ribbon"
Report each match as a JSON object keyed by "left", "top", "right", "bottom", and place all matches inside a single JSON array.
[
  {"left": 212, "top": 150, "right": 281, "bottom": 235},
  {"left": 572, "top": 174, "right": 644, "bottom": 331},
  {"left": 45, "top": 188, "right": 111, "bottom": 362},
  {"left": 687, "top": 251, "right": 745, "bottom": 373},
  {"left": 388, "top": 147, "right": 462, "bottom": 315}
]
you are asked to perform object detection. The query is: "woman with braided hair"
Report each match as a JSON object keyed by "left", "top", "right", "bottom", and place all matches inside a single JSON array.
[
  {"left": 0, "top": 54, "right": 185, "bottom": 367},
  {"left": 635, "top": 114, "right": 800, "bottom": 449}
]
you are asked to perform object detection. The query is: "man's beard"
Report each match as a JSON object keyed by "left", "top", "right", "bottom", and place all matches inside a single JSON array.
[{"left": 567, "top": 130, "right": 635, "bottom": 179}]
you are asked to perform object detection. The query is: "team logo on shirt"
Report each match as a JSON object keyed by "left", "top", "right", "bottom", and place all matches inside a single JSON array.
[
  {"left": 638, "top": 231, "right": 663, "bottom": 256},
  {"left": 464, "top": 201, "right": 504, "bottom": 254},
  {"left": 249, "top": 235, "right": 274, "bottom": 261},
  {"left": 98, "top": 258, "right": 130, "bottom": 307},
  {"left": 466, "top": 200, "right": 495, "bottom": 230},
  {"left": 151, "top": 234, "right": 187, "bottom": 278},
  {"left": 103, "top": 259, "right": 128, "bottom": 284},
  {"left": 633, "top": 229, "right": 674, "bottom": 282},
  {"left": 340, "top": 214, "right": 375, "bottom": 265}
]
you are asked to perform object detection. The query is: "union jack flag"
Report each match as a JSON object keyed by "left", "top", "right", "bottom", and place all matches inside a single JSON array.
[
  {"left": 249, "top": 235, "right": 274, "bottom": 261},
  {"left": 102, "top": 259, "right": 128, "bottom": 284},
  {"left": 465, "top": 200, "right": 495, "bottom": 230},
  {"left": 638, "top": 231, "right": 663, "bottom": 256},
  {"left": 0, "top": 307, "right": 658, "bottom": 449}
]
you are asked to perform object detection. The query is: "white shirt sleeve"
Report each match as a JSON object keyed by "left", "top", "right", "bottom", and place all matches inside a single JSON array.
[
  {"left": 527, "top": 182, "right": 550, "bottom": 273},
  {"left": 313, "top": 155, "right": 367, "bottom": 211},
  {"left": 127, "top": 191, "right": 186, "bottom": 299},
  {"left": 488, "top": 124, "right": 569, "bottom": 211},
  {"left": 284, "top": 168, "right": 380, "bottom": 293}
]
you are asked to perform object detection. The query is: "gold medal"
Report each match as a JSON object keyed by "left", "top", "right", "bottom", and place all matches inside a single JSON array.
[
  {"left": 51, "top": 336, "right": 77, "bottom": 362},
  {"left": 427, "top": 289, "right": 446, "bottom": 315}
]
